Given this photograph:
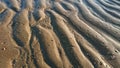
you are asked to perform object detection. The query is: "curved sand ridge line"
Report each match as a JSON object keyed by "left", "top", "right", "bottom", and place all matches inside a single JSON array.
[{"left": 0, "top": 0, "right": 120, "bottom": 68}]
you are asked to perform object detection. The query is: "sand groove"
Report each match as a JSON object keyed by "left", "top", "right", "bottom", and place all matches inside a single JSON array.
[{"left": 0, "top": 0, "right": 120, "bottom": 68}]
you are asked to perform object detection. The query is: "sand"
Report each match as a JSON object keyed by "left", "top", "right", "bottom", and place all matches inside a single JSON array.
[{"left": 0, "top": 0, "right": 120, "bottom": 68}]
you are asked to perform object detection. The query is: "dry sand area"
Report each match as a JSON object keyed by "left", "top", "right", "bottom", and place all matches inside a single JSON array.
[{"left": 0, "top": 0, "right": 120, "bottom": 68}]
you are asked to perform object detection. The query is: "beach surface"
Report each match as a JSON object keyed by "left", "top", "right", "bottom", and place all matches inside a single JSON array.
[{"left": 0, "top": 0, "right": 120, "bottom": 68}]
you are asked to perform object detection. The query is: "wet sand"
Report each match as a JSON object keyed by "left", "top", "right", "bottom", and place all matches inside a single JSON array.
[{"left": 0, "top": 0, "right": 120, "bottom": 68}]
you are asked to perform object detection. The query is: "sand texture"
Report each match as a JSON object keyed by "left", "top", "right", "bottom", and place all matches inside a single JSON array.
[{"left": 0, "top": 0, "right": 120, "bottom": 68}]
